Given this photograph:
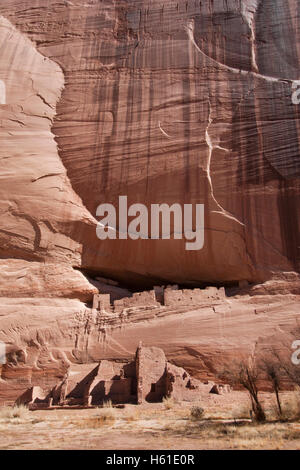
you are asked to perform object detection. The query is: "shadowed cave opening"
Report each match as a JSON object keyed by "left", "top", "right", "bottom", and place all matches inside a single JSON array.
[{"left": 75, "top": 266, "right": 243, "bottom": 307}]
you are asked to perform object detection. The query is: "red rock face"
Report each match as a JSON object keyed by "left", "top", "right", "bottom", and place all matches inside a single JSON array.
[
  {"left": 1, "top": 0, "right": 299, "bottom": 286},
  {"left": 0, "top": 1, "right": 299, "bottom": 401}
]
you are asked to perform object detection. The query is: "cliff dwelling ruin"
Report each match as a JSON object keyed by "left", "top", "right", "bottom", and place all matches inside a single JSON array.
[
  {"left": 92, "top": 283, "right": 226, "bottom": 314},
  {"left": 16, "top": 343, "right": 231, "bottom": 409}
]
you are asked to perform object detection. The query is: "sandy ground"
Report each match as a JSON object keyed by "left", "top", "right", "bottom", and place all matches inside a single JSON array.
[{"left": 0, "top": 392, "right": 300, "bottom": 450}]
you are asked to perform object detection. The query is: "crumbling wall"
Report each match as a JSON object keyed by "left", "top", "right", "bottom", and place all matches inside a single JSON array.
[
  {"left": 52, "top": 374, "right": 69, "bottom": 405},
  {"left": 90, "top": 378, "right": 133, "bottom": 404},
  {"left": 164, "top": 287, "right": 225, "bottom": 307},
  {"left": 210, "top": 384, "right": 232, "bottom": 395},
  {"left": 92, "top": 286, "right": 226, "bottom": 316},
  {"left": 64, "top": 365, "right": 100, "bottom": 405},
  {"left": 114, "top": 290, "right": 160, "bottom": 313},
  {"left": 136, "top": 345, "right": 167, "bottom": 403},
  {"left": 154, "top": 286, "right": 164, "bottom": 304},
  {"left": 15, "top": 344, "right": 231, "bottom": 407},
  {"left": 92, "top": 294, "right": 112, "bottom": 312},
  {"left": 165, "top": 363, "right": 203, "bottom": 401},
  {"left": 15, "top": 386, "right": 47, "bottom": 406},
  {"left": 86, "top": 360, "right": 136, "bottom": 404}
]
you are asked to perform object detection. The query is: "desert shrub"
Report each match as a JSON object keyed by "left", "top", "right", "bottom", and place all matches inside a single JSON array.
[
  {"left": 98, "top": 406, "right": 115, "bottom": 419},
  {"left": 97, "top": 413, "right": 115, "bottom": 425},
  {"left": 259, "top": 356, "right": 283, "bottom": 417},
  {"left": 190, "top": 406, "right": 205, "bottom": 420},
  {"left": 0, "top": 405, "right": 30, "bottom": 422},
  {"left": 264, "top": 401, "right": 282, "bottom": 422},
  {"left": 280, "top": 392, "right": 300, "bottom": 421},
  {"left": 221, "top": 357, "right": 266, "bottom": 423},
  {"left": 282, "top": 429, "right": 300, "bottom": 440},
  {"left": 102, "top": 399, "right": 113, "bottom": 408},
  {"left": 231, "top": 403, "right": 251, "bottom": 420},
  {"left": 163, "top": 396, "right": 176, "bottom": 410}
]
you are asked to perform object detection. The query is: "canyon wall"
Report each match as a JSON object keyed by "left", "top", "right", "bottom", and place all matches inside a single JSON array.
[
  {"left": 0, "top": 0, "right": 299, "bottom": 401},
  {"left": 1, "top": 0, "right": 300, "bottom": 286}
]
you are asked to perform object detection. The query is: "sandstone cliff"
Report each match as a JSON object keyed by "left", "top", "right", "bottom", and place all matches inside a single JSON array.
[{"left": 0, "top": 0, "right": 299, "bottom": 401}]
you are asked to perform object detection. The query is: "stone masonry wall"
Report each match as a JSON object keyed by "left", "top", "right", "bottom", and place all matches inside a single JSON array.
[
  {"left": 164, "top": 287, "right": 225, "bottom": 307},
  {"left": 113, "top": 290, "right": 160, "bottom": 313}
]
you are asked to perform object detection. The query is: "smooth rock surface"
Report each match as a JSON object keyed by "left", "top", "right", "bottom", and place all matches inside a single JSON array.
[
  {"left": 0, "top": 0, "right": 299, "bottom": 286},
  {"left": 0, "top": 1, "right": 299, "bottom": 401}
]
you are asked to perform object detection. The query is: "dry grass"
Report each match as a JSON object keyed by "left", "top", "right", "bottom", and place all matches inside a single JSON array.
[
  {"left": 75, "top": 414, "right": 115, "bottom": 428},
  {"left": 164, "top": 418, "right": 300, "bottom": 449},
  {"left": 0, "top": 392, "right": 300, "bottom": 450},
  {"left": 231, "top": 402, "right": 252, "bottom": 420},
  {"left": 124, "top": 407, "right": 140, "bottom": 422},
  {"left": 0, "top": 405, "right": 30, "bottom": 423},
  {"left": 280, "top": 392, "right": 300, "bottom": 421},
  {"left": 162, "top": 396, "right": 176, "bottom": 410},
  {"left": 262, "top": 392, "right": 300, "bottom": 422},
  {"left": 101, "top": 399, "right": 113, "bottom": 409},
  {"left": 74, "top": 408, "right": 116, "bottom": 428}
]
